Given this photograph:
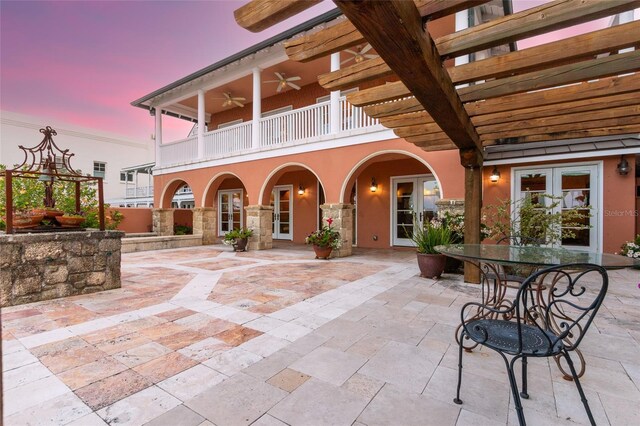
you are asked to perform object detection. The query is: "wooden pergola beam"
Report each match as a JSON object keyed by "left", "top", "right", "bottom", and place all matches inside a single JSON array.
[
  {"left": 479, "top": 105, "right": 640, "bottom": 135},
  {"left": 466, "top": 74, "right": 640, "bottom": 116},
  {"left": 481, "top": 115, "right": 640, "bottom": 141},
  {"left": 334, "top": 0, "right": 482, "bottom": 157},
  {"left": 459, "top": 50, "right": 640, "bottom": 102},
  {"left": 364, "top": 97, "right": 423, "bottom": 119},
  {"left": 286, "top": 0, "right": 489, "bottom": 63},
  {"left": 474, "top": 96, "right": 640, "bottom": 127},
  {"left": 320, "top": 19, "right": 640, "bottom": 92},
  {"left": 437, "top": 0, "right": 640, "bottom": 58},
  {"left": 504, "top": 124, "right": 640, "bottom": 144},
  {"left": 234, "top": 0, "right": 322, "bottom": 33},
  {"left": 394, "top": 122, "right": 443, "bottom": 138},
  {"left": 379, "top": 111, "right": 433, "bottom": 128}
]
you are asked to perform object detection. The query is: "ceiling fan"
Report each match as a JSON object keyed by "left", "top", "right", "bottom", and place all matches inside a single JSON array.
[
  {"left": 265, "top": 72, "right": 301, "bottom": 92},
  {"left": 218, "top": 92, "right": 245, "bottom": 108},
  {"left": 341, "top": 44, "right": 378, "bottom": 65}
]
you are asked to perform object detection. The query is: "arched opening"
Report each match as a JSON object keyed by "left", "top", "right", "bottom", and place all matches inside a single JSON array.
[
  {"left": 261, "top": 163, "right": 325, "bottom": 245},
  {"left": 341, "top": 151, "right": 443, "bottom": 249},
  {"left": 203, "top": 172, "right": 249, "bottom": 237},
  {"left": 158, "top": 178, "right": 195, "bottom": 235}
]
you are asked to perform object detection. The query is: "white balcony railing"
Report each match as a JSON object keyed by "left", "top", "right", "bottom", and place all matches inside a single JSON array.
[
  {"left": 160, "top": 135, "right": 198, "bottom": 165},
  {"left": 158, "top": 98, "right": 380, "bottom": 168},
  {"left": 260, "top": 101, "right": 330, "bottom": 147},
  {"left": 126, "top": 186, "right": 154, "bottom": 198},
  {"left": 204, "top": 121, "right": 252, "bottom": 157}
]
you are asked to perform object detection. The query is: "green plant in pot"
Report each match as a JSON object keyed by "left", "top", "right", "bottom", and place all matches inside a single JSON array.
[
  {"left": 305, "top": 218, "right": 341, "bottom": 259},
  {"left": 407, "top": 217, "right": 453, "bottom": 279},
  {"left": 223, "top": 227, "right": 253, "bottom": 252}
]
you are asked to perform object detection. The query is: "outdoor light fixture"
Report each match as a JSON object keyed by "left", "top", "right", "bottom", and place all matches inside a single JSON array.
[
  {"left": 298, "top": 184, "right": 305, "bottom": 195},
  {"left": 370, "top": 177, "right": 378, "bottom": 193},
  {"left": 617, "top": 155, "right": 630, "bottom": 176},
  {"left": 149, "top": 107, "right": 156, "bottom": 117},
  {"left": 490, "top": 166, "right": 501, "bottom": 183}
]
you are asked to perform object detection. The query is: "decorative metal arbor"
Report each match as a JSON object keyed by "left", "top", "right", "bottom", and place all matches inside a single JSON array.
[{"left": 1, "top": 126, "right": 105, "bottom": 234}]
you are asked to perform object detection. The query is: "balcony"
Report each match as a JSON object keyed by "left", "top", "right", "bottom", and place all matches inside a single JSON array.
[
  {"left": 125, "top": 185, "right": 154, "bottom": 198},
  {"left": 158, "top": 98, "right": 381, "bottom": 168}
]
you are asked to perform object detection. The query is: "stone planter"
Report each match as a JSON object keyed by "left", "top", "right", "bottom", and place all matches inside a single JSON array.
[
  {"left": 232, "top": 237, "right": 248, "bottom": 252},
  {"left": 417, "top": 253, "right": 447, "bottom": 279},
  {"left": 313, "top": 245, "right": 333, "bottom": 259}
]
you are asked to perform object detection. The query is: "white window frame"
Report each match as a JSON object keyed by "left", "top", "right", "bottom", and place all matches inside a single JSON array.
[
  {"left": 217, "top": 119, "right": 243, "bottom": 129},
  {"left": 261, "top": 106, "right": 293, "bottom": 118},
  {"left": 93, "top": 161, "right": 106, "bottom": 179},
  {"left": 120, "top": 172, "right": 134, "bottom": 183}
]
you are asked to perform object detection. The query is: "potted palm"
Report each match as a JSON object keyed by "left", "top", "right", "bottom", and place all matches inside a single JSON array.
[
  {"left": 409, "top": 218, "right": 453, "bottom": 279},
  {"left": 223, "top": 228, "right": 253, "bottom": 252},
  {"left": 305, "top": 218, "right": 341, "bottom": 259}
]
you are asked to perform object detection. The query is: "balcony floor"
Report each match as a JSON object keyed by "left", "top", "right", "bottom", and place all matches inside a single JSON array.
[{"left": 2, "top": 245, "right": 639, "bottom": 425}]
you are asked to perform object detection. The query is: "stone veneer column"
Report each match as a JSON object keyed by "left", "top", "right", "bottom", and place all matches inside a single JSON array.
[
  {"left": 245, "top": 205, "right": 273, "bottom": 250},
  {"left": 192, "top": 207, "right": 217, "bottom": 245},
  {"left": 435, "top": 199, "right": 465, "bottom": 218},
  {"left": 321, "top": 203, "right": 354, "bottom": 257},
  {"left": 152, "top": 208, "right": 174, "bottom": 236}
]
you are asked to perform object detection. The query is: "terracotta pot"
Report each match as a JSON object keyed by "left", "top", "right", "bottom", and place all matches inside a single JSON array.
[
  {"left": 31, "top": 208, "right": 63, "bottom": 219},
  {"left": 29, "top": 214, "right": 44, "bottom": 226},
  {"left": 56, "top": 215, "right": 85, "bottom": 228},
  {"left": 416, "top": 253, "right": 447, "bottom": 279},
  {"left": 313, "top": 245, "right": 333, "bottom": 259},
  {"left": 232, "top": 237, "right": 248, "bottom": 252},
  {"left": 12, "top": 215, "right": 34, "bottom": 228}
]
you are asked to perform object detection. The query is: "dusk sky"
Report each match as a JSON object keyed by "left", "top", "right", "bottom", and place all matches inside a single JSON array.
[{"left": 1, "top": 0, "right": 610, "bottom": 143}]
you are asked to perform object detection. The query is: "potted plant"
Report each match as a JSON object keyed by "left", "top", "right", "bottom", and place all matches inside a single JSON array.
[
  {"left": 408, "top": 217, "right": 453, "bottom": 279},
  {"left": 223, "top": 227, "right": 253, "bottom": 251},
  {"left": 620, "top": 235, "right": 640, "bottom": 269},
  {"left": 56, "top": 210, "right": 85, "bottom": 227},
  {"left": 305, "top": 218, "right": 341, "bottom": 259}
]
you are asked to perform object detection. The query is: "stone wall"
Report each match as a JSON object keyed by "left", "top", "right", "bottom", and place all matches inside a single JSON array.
[
  {"left": 0, "top": 231, "right": 123, "bottom": 307},
  {"left": 121, "top": 234, "right": 202, "bottom": 253}
]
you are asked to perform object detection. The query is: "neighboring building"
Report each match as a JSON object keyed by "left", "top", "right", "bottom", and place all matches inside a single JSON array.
[
  {"left": 0, "top": 110, "right": 153, "bottom": 202},
  {"left": 131, "top": 5, "right": 639, "bottom": 254}
]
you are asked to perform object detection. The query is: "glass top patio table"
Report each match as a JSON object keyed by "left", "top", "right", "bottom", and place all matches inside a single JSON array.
[{"left": 435, "top": 244, "right": 640, "bottom": 269}]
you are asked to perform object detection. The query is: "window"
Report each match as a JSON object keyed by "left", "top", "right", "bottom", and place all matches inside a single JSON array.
[
  {"left": 261, "top": 106, "right": 293, "bottom": 118},
  {"left": 120, "top": 172, "right": 134, "bottom": 182},
  {"left": 218, "top": 119, "right": 243, "bottom": 129},
  {"left": 93, "top": 162, "right": 106, "bottom": 178}
]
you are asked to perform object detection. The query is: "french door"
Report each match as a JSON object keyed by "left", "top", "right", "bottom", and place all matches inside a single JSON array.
[
  {"left": 218, "top": 189, "right": 243, "bottom": 235},
  {"left": 392, "top": 175, "right": 440, "bottom": 246},
  {"left": 514, "top": 164, "right": 599, "bottom": 251},
  {"left": 271, "top": 185, "right": 293, "bottom": 240}
]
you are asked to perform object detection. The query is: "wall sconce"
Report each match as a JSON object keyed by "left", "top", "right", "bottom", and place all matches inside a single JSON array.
[
  {"left": 490, "top": 166, "right": 501, "bottom": 183},
  {"left": 149, "top": 107, "right": 156, "bottom": 117},
  {"left": 298, "top": 184, "right": 305, "bottom": 195},
  {"left": 617, "top": 155, "right": 630, "bottom": 176},
  {"left": 370, "top": 177, "right": 378, "bottom": 193}
]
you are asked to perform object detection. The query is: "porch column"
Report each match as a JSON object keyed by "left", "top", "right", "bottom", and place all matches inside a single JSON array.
[
  {"left": 245, "top": 205, "right": 273, "bottom": 250},
  {"left": 197, "top": 89, "right": 205, "bottom": 159},
  {"left": 154, "top": 108, "right": 162, "bottom": 167},
  {"left": 152, "top": 208, "right": 174, "bottom": 236},
  {"left": 320, "top": 203, "right": 354, "bottom": 257},
  {"left": 252, "top": 67, "right": 262, "bottom": 149},
  {"left": 330, "top": 52, "right": 341, "bottom": 134},
  {"left": 463, "top": 166, "right": 482, "bottom": 284},
  {"left": 193, "top": 207, "right": 217, "bottom": 245}
]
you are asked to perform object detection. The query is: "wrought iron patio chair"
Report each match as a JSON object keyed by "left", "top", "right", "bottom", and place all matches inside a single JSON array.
[{"left": 453, "top": 263, "right": 608, "bottom": 426}]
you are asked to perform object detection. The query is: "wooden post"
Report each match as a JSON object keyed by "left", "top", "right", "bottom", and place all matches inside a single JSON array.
[
  {"left": 75, "top": 181, "right": 81, "bottom": 214},
  {"left": 98, "top": 178, "right": 105, "bottom": 231},
  {"left": 464, "top": 164, "right": 482, "bottom": 284},
  {"left": 5, "top": 170, "right": 13, "bottom": 234}
]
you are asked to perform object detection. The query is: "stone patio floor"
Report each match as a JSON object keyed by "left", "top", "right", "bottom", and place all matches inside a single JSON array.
[{"left": 2, "top": 244, "right": 639, "bottom": 425}]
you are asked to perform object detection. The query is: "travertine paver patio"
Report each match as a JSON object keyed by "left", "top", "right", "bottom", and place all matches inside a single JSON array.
[{"left": 2, "top": 245, "right": 639, "bottom": 425}]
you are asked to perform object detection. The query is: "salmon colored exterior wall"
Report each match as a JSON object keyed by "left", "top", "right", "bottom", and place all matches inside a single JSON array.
[
  {"left": 482, "top": 156, "right": 637, "bottom": 254},
  {"left": 174, "top": 209, "right": 193, "bottom": 229},
  {"left": 272, "top": 170, "right": 320, "bottom": 244},
  {"left": 112, "top": 207, "right": 153, "bottom": 233},
  {"left": 355, "top": 158, "right": 433, "bottom": 248}
]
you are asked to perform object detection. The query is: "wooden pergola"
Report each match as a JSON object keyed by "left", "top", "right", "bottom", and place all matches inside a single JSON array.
[{"left": 234, "top": 0, "right": 640, "bottom": 282}]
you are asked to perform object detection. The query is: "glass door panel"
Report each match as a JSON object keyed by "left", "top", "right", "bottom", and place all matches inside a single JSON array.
[
  {"left": 556, "top": 167, "right": 597, "bottom": 250},
  {"left": 219, "top": 190, "right": 243, "bottom": 235},
  {"left": 272, "top": 185, "right": 293, "bottom": 240},
  {"left": 392, "top": 176, "right": 440, "bottom": 246}
]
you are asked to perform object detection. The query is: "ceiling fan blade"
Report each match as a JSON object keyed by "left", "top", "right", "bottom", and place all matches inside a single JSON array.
[
  {"left": 286, "top": 76, "right": 301, "bottom": 81},
  {"left": 287, "top": 82, "right": 301, "bottom": 90},
  {"left": 233, "top": 97, "right": 246, "bottom": 101},
  {"left": 344, "top": 49, "right": 358, "bottom": 55},
  {"left": 361, "top": 43, "right": 372, "bottom": 54},
  {"left": 341, "top": 57, "right": 354, "bottom": 65},
  {"left": 364, "top": 54, "right": 379, "bottom": 59},
  {"left": 277, "top": 84, "right": 283, "bottom": 93},
  {"left": 233, "top": 100, "right": 244, "bottom": 107},
  {"left": 224, "top": 93, "right": 232, "bottom": 100},
  {"left": 274, "top": 72, "right": 283, "bottom": 80},
  {"left": 264, "top": 80, "right": 280, "bottom": 83}
]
